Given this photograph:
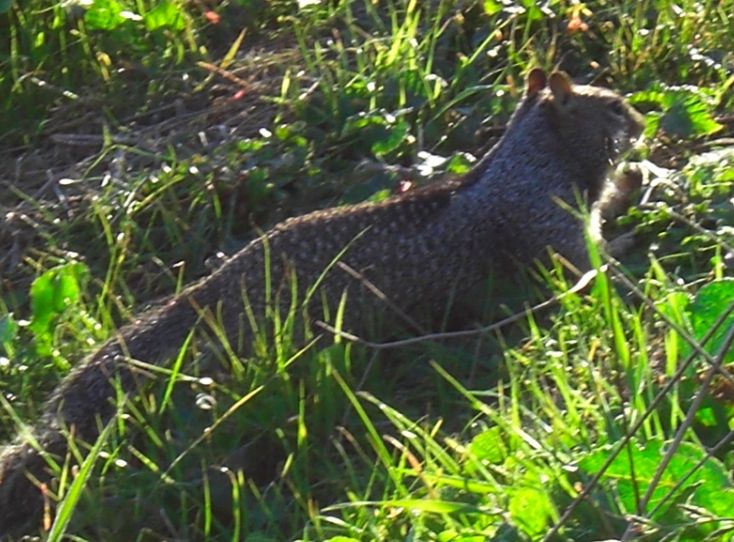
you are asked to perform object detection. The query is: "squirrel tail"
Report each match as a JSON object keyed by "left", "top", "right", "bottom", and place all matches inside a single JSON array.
[{"left": 0, "top": 294, "right": 201, "bottom": 537}]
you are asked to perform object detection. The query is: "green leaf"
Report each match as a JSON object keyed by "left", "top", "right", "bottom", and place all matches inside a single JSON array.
[
  {"left": 687, "top": 279, "right": 734, "bottom": 363},
  {"left": 660, "top": 94, "right": 723, "bottom": 137},
  {"left": 367, "top": 188, "right": 391, "bottom": 203},
  {"left": 698, "top": 487, "right": 734, "bottom": 518},
  {"left": 508, "top": 484, "right": 553, "bottom": 536},
  {"left": 642, "top": 111, "right": 662, "bottom": 140},
  {"left": 629, "top": 89, "right": 668, "bottom": 107},
  {"left": 523, "top": 3, "right": 543, "bottom": 21},
  {"left": 482, "top": 0, "right": 502, "bottom": 15},
  {"left": 244, "top": 167, "right": 274, "bottom": 205},
  {"left": 237, "top": 138, "right": 267, "bottom": 153},
  {"left": 446, "top": 152, "right": 475, "bottom": 175},
  {"left": 468, "top": 427, "right": 507, "bottom": 464},
  {"left": 85, "top": 0, "right": 125, "bottom": 30},
  {"left": 371, "top": 119, "right": 409, "bottom": 156},
  {"left": 29, "top": 262, "right": 89, "bottom": 355},
  {"left": 580, "top": 440, "right": 731, "bottom": 520},
  {"left": 343, "top": 112, "right": 388, "bottom": 133},
  {"left": 0, "top": 0, "right": 12, "bottom": 14},
  {"left": 144, "top": 0, "right": 186, "bottom": 31},
  {"left": 630, "top": 88, "right": 722, "bottom": 138}
]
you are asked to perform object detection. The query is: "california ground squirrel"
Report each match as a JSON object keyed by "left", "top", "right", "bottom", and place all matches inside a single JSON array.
[{"left": 0, "top": 68, "right": 643, "bottom": 537}]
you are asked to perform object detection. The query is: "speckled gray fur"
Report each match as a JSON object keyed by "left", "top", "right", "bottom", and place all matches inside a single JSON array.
[{"left": 0, "top": 69, "right": 643, "bottom": 538}]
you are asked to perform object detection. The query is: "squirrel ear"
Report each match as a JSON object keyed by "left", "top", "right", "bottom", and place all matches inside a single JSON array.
[
  {"left": 526, "top": 68, "right": 547, "bottom": 97},
  {"left": 548, "top": 71, "right": 574, "bottom": 106}
]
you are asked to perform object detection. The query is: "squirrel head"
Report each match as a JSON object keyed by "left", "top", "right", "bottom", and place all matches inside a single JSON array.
[
  {"left": 535, "top": 69, "right": 644, "bottom": 169},
  {"left": 519, "top": 69, "right": 644, "bottom": 188}
]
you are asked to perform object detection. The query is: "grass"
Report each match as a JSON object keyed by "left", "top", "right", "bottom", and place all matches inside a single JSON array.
[{"left": 1, "top": 0, "right": 734, "bottom": 540}]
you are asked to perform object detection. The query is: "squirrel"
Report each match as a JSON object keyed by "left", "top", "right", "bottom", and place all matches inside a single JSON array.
[{"left": 0, "top": 68, "right": 644, "bottom": 538}]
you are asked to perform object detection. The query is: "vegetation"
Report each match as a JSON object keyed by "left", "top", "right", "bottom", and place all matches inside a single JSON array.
[{"left": 1, "top": 0, "right": 733, "bottom": 540}]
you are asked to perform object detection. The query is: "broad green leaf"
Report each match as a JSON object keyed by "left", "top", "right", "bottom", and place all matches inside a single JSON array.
[
  {"left": 660, "top": 94, "right": 723, "bottom": 138},
  {"left": 85, "top": 0, "right": 125, "bottom": 30},
  {"left": 630, "top": 88, "right": 722, "bottom": 138},
  {"left": 698, "top": 487, "right": 734, "bottom": 518},
  {"left": 468, "top": 427, "right": 507, "bottom": 465},
  {"left": 687, "top": 279, "right": 734, "bottom": 363},
  {"left": 244, "top": 167, "right": 274, "bottom": 204},
  {"left": 483, "top": 0, "right": 502, "bottom": 15},
  {"left": 29, "top": 262, "right": 89, "bottom": 355},
  {"left": 343, "top": 112, "right": 388, "bottom": 133},
  {"left": 508, "top": 484, "right": 553, "bottom": 536},
  {"left": 446, "top": 152, "right": 475, "bottom": 174},
  {"left": 144, "top": 0, "right": 185, "bottom": 31},
  {"left": 367, "top": 188, "right": 391, "bottom": 203},
  {"left": 629, "top": 89, "right": 668, "bottom": 107},
  {"left": 642, "top": 111, "right": 662, "bottom": 140},
  {"left": 371, "top": 119, "right": 409, "bottom": 156},
  {"left": 580, "top": 440, "right": 731, "bottom": 519},
  {"left": 523, "top": 3, "right": 543, "bottom": 21},
  {"left": 0, "top": 0, "right": 13, "bottom": 14},
  {"left": 237, "top": 138, "right": 267, "bottom": 153}
]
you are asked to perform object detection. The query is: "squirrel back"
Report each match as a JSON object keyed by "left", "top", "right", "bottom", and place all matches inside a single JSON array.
[{"left": 0, "top": 68, "right": 643, "bottom": 538}]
